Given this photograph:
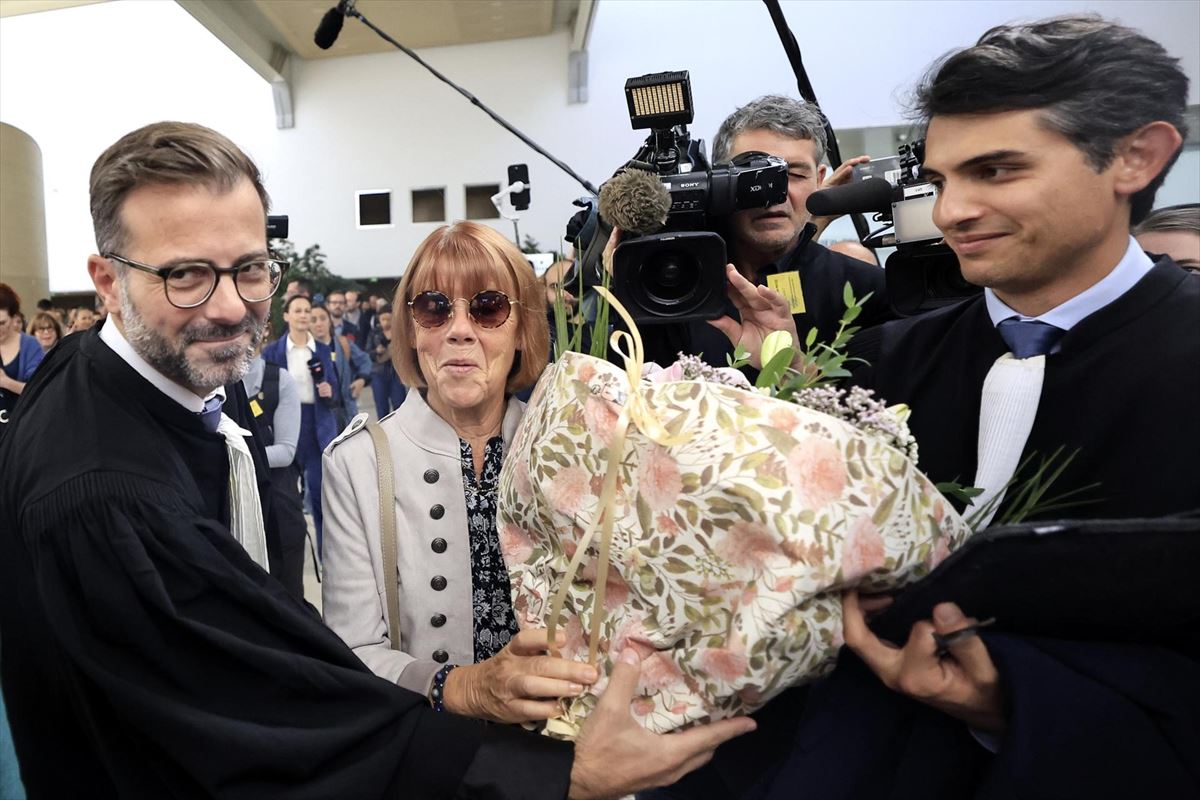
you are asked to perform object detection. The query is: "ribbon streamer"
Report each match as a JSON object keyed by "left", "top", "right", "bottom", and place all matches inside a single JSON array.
[{"left": 542, "top": 287, "right": 690, "bottom": 737}]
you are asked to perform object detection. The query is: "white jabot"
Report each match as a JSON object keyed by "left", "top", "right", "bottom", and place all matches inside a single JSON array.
[
  {"left": 972, "top": 237, "right": 1154, "bottom": 525},
  {"left": 215, "top": 412, "right": 270, "bottom": 570},
  {"left": 99, "top": 317, "right": 269, "bottom": 571},
  {"left": 286, "top": 332, "right": 316, "bottom": 404}
]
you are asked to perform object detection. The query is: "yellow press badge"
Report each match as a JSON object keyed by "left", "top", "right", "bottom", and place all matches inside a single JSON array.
[
  {"left": 767, "top": 271, "right": 805, "bottom": 314},
  {"left": 249, "top": 399, "right": 264, "bottom": 418}
]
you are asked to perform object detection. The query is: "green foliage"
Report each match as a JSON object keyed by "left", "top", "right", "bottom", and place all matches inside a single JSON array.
[
  {"left": 550, "top": 266, "right": 612, "bottom": 362},
  {"left": 753, "top": 282, "right": 871, "bottom": 399}
]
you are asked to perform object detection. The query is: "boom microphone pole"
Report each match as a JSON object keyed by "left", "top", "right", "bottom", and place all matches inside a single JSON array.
[
  {"left": 761, "top": 0, "right": 870, "bottom": 241},
  {"left": 314, "top": 1, "right": 598, "bottom": 196}
]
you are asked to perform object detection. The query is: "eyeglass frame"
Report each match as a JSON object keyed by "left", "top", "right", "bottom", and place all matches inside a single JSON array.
[
  {"left": 103, "top": 253, "right": 289, "bottom": 309},
  {"left": 406, "top": 289, "right": 522, "bottom": 330}
]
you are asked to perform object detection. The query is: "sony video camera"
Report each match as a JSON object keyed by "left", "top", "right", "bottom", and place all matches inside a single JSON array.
[
  {"left": 806, "top": 141, "right": 979, "bottom": 315},
  {"left": 568, "top": 71, "right": 788, "bottom": 324}
]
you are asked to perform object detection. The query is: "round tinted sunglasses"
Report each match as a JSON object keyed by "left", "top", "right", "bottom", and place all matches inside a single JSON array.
[{"left": 407, "top": 290, "right": 519, "bottom": 329}]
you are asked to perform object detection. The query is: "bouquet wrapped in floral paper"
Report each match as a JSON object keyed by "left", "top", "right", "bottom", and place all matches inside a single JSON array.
[{"left": 498, "top": 290, "right": 971, "bottom": 736}]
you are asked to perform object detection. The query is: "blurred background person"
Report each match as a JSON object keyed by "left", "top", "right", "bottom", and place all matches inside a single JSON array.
[
  {"left": 1134, "top": 203, "right": 1200, "bottom": 274},
  {"left": 827, "top": 239, "right": 881, "bottom": 267},
  {"left": 68, "top": 306, "right": 97, "bottom": 334},
  {"left": 262, "top": 295, "right": 340, "bottom": 554},
  {"left": 366, "top": 302, "right": 406, "bottom": 419},
  {"left": 342, "top": 289, "right": 363, "bottom": 341},
  {"left": 322, "top": 221, "right": 597, "bottom": 723},
  {"left": 324, "top": 290, "right": 354, "bottom": 343},
  {"left": 242, "top": 345, "right": 307, "bottom": 600},
  {"left": 284, "top": 278, "right": 313, "bottom": 301},
  {"left": 29, "top": 312, "right": 63, "bottom": 353},
  {"left": 0, "top": 283, "right": 45, "bottom": 429},
  {"left": 310, "top": 302, "right": 372, "bottom": 430}
]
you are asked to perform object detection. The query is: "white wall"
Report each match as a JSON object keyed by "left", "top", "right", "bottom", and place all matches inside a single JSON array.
[
  {"left": 0, "top": 0, "right": 274, "bottom": 293},
  {"left": 2, "top": 0, "right": 1198, "bottom": 290}
]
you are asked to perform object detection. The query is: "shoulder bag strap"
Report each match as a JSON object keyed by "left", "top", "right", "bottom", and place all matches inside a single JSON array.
[{"left": 364, "top": 418, "right": 402, "bottom": 651}]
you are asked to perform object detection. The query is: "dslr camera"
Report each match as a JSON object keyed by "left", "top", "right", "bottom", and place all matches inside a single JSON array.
[{"left": 568, "top": 71, "right": 789, "bottom": 324}]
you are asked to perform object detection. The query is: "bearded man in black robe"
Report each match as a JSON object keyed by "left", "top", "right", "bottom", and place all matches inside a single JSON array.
[{"left": 0, "top": 122, "right": 752, "bottom": 799}]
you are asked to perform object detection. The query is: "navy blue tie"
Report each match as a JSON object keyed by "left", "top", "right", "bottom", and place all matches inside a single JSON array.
[
  {"left": 997, "top": 318, "right": 1065, "bottom": 358},
  {"left": 198, "top": 395, "right": 223, "bottom": 433}
]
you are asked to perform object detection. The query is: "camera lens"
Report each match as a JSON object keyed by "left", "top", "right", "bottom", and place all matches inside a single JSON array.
[{"left": 640, "top": 249, "right": 702, "bottom": 308}]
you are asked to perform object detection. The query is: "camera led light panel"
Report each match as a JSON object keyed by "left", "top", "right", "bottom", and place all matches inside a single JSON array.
[{"left": 625, "top": 70, "right": 694, "bottom": 130}]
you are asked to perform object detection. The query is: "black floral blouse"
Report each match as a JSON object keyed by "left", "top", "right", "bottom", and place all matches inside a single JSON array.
[{"left": 460, "top": 436, "right": 520, "bottom": 662}]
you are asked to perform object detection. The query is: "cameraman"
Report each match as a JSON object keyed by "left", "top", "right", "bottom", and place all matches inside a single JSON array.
[{"left": 645, "top": 97, "right": 892, "bottom": 368}]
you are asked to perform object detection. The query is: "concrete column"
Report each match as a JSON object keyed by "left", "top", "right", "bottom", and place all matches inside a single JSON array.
[{"left": 0, "top": 122, "right": 50, "bottom": 307}]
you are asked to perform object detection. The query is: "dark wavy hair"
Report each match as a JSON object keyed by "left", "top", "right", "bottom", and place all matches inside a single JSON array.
[{"left": 912, "top": 15, "right": 1189, "bottom": 223}]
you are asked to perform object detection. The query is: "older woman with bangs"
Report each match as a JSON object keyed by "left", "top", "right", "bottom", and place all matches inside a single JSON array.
[{"left": 321, "top": 221, "right": 597, "bottom": 723}]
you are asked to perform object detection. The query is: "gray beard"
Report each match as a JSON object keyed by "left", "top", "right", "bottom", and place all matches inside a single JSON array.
[{"left": 117, "top": 277, "right": 265, "bottom": 394}]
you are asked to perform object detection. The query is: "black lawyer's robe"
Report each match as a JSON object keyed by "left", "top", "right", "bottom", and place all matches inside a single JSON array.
[
  {"left": 659, "top": 259, "right": 1200, "bottom": 800},
  {"left": 0, "top": 328, "right": 572, "bottom": 799},
  {"left": 749, "top": 258, "right": 1200, "bottom": 799}
]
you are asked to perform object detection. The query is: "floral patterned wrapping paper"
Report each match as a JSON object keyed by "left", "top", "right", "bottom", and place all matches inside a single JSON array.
[{"left": 498, "top": 350, "right": 972, "bottom": 736}]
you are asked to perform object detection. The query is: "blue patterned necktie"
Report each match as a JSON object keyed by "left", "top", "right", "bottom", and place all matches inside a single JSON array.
[
  {"left": 997, "top": 318, "right": 1065, "bottom": 358},
  {"left": 198, "top": 394, "right": 223, "bottom": 433}
]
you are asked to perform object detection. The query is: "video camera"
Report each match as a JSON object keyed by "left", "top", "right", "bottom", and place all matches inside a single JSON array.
[
  {"left": 806, "top": 141, "right": 979, "bottom": 315},
  {"left": 567, "top": 71, "right": 789, "bottom": 324}
]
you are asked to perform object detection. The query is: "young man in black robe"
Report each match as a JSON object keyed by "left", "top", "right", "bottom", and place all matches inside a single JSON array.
[
  {"left": 779, "top": 15, "right": 1200, "bottom": 800},
  {"left": 0, "top": 122, "right": 753, "bottom": 799},
  {"left": 649, "top": 15, "right": 1200, "bottom": 800}
]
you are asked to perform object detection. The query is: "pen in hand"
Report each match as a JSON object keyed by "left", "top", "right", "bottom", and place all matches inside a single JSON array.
[{"left": 932, "top": 617, "right": 997, "bottom": 657}]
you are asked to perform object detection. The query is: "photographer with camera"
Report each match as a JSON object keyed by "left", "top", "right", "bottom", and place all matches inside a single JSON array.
[
  {"left": 702, "top": 97, "right": 891, "bottom": 361},
  {"left": 595, "top": 90, "right": 892, "bottom": 370},
  {"left": 262, "top": 294, "right": 340, "bottom": 553}
]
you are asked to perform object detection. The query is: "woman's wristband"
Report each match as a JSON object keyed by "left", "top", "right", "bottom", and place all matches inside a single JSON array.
[{"left": 428, "top": 663, "right": 458, "bottom": 712}]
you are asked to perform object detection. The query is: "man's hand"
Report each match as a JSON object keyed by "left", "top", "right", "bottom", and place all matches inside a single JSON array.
[
  {"left": 810, "top": 155, "right": 870, "bottom": 240},
  {"left": 546, "top": 286, "right": 578, "bottom": 311},
  {"left": 707, "top": 264, "right": 800, "bottom": 369},
  {"left": 601, "top": 227, "right": 621, "bottom": 275},
  {"left": 842, "top": 591, "right": 1006, "bottom": 734},
  {"left": 568, "top": 647, "right": 756, "bottom": 799},
  {"left": 349, "top": 378, "right": 365, "bottom": 399},
  {"left": 445, "top": 629, "right": 599, "bottom": 724}
]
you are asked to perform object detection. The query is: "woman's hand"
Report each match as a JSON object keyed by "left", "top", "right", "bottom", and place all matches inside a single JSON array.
[
  {"left": 443, "top": 629, "right": 599, "bottom": 723},
  {"left": 316, "top": 381, "right": 333, "bottom": 399}
]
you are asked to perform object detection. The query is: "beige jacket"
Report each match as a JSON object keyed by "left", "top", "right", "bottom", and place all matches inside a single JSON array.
[{"left": 321, "top": 390, "right": 526, "bottom": 696}]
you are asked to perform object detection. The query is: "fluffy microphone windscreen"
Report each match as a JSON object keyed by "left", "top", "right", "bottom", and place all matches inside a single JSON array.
[
  {"left": 598, "top": 169, "right": 671, "bottom": 236},
  {"left": 314, "top": 7, "right": 345, "bottom": 50}
]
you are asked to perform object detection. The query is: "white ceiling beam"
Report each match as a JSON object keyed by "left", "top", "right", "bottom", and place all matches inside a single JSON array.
[{"left": 174, "top": 0, "right": 294, "bottom": 128}]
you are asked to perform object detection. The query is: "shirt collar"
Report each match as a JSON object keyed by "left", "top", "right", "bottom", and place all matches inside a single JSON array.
[
  {"left": 286, "top": 331, "right": 317, "bottom": 353},
  {"left": 985, "top": 236, "right": 1154, "bottom": 330},
  {"left": 99, "top": 316, "right": 225, "bottom": 414}
]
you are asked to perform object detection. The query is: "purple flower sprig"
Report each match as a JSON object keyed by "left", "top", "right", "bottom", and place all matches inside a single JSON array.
[{"left": 791, "top": 385, "right": 920, "bottom": 462}]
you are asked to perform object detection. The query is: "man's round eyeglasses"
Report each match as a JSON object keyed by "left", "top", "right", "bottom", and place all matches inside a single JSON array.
[{"left": 104, "top": 253, "right": 289, "bottom": 309}]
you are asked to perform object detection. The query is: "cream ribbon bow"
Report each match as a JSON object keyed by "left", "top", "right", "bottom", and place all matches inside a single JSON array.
[{"left": 543, "top": 287, "right": 689, "bottom": 737}]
